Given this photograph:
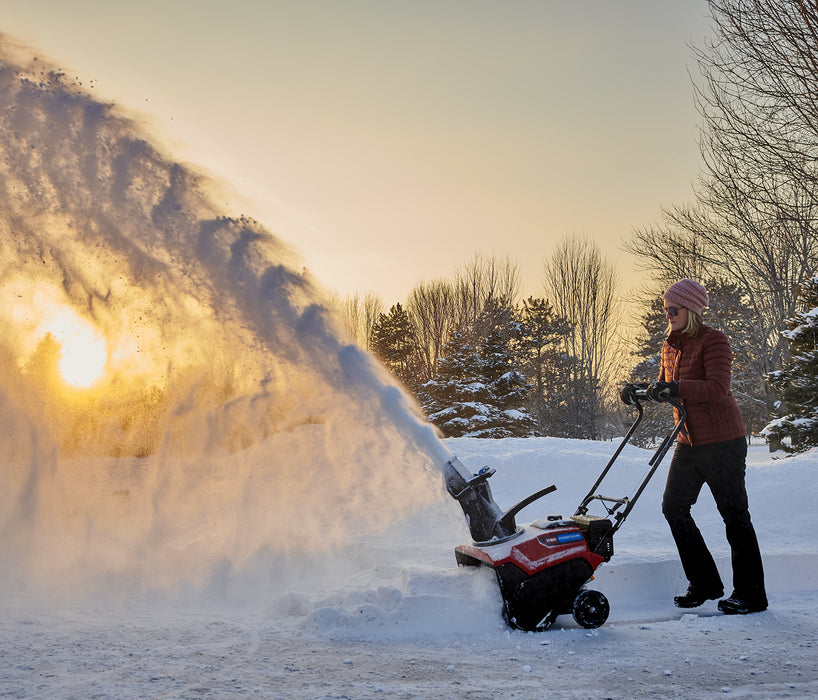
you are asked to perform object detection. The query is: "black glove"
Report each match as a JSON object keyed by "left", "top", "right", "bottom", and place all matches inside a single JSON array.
[
  {"left": 619, "top": 383, "right": 639, "bottom": 405},
  {"left": 645, "top": 381, "right": 679, "bottom": 402}
]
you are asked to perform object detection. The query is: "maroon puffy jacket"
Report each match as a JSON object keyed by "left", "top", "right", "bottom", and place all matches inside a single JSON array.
[{"left": 659, "top": 325, "right": 746, "bottom": 446}]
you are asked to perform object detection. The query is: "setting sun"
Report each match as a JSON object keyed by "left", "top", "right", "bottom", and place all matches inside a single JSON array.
[{"left": 42, "top": 309, "right": 108, "bottom": 388}]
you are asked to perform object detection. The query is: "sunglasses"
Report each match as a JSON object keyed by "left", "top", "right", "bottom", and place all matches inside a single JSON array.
[{"left": 664, "top": 306, "right": 680, "bottom": 317}]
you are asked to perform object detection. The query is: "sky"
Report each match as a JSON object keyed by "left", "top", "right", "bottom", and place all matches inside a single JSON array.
[{"left": 0, "top": 0, "right": 714, "bottom": 303}]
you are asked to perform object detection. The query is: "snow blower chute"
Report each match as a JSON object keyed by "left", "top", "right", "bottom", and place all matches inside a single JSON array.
[{"left": 444, "top": 389, "right": 685, "bottom": 631}]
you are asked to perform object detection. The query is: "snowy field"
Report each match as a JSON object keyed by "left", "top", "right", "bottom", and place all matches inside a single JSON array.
[{"left": 2, "top": 436, "right": 816, "bottom": 700}]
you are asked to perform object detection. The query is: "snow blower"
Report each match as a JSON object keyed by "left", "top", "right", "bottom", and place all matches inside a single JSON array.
[{"left": 444, "top": 389, "right": 685, "bottom": 631}]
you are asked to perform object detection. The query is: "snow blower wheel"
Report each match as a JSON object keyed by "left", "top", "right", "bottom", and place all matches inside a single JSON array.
[{"left": 571, "top": 589, "right": 610, "bottom": 629}]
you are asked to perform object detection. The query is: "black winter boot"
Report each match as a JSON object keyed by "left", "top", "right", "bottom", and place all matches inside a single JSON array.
[
  {"left": 674, "top": 584, "right": 724, "bottom": 608},
  {"left": 718, "top": 592, "right": 768, "bottom": 615}
]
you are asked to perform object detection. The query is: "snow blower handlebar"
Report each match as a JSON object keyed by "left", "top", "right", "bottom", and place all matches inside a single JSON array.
[
  {"left": 443, "top": 388, "right": 685, "bottom": 545},
  {"left": 574, "top": 388, "right": 686, "bottom": 535}
]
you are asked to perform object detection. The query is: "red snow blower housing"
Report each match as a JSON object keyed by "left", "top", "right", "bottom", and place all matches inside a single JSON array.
[{"left": 444, "top": 389, "right": 685, "bottom": 631}]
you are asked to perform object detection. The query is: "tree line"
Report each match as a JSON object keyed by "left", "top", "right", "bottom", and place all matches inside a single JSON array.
[
  {"left": 337, "top": 0, "right": 818, "bottom": 452},
  {"left": 337, "top": 244, "right": 625, "bottom": 441}
]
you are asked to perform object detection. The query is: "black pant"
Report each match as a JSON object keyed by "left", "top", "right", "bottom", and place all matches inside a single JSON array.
[{"left": 662, "top": 437, "right": 767, "bottom": 605}]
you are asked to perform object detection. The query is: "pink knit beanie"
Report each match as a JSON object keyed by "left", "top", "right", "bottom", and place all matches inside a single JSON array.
[{"left": 664, "top": 279, "right": 709, "bottom": 314}]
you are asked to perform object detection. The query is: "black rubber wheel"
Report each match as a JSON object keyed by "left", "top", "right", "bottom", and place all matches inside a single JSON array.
[{"left": 571, "top": 589, "right": 610, "bottom": 629}]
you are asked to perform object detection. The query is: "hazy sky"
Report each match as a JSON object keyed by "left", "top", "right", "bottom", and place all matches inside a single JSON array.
[{"left": 1, "top": 0, "right": 713, "bottom": 303}]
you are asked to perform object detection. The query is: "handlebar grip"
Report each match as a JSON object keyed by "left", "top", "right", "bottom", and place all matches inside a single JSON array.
[{"left": 632, "top": 387, "right": 678, "bottom": 404}]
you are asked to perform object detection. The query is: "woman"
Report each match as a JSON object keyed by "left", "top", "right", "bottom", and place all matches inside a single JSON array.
[{"left": 622, "top": 279, "right": 767, "bottom": 615}]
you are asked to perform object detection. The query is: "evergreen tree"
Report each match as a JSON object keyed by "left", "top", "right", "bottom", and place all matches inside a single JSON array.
[
  {"left": 419, "top": 302, "right": 536, "bottom": 438},
  {"left": 419, "top": 329, "right": 492, "bottom": 437},
  {"left": 513, "top": 297, "right": 587, "bottom": 437},
  {"left": 514, "top": 298, "right": 564, "bottom": 403},
  {"left": 370, "top": 303, "right": 418, "bottom": 390},
  {"left": 480, "top": 322, "right": 537, "bottom": 438},
  {"left": 763, "top": 274, "right": 818, "bottom": 453},
  {"left": 541, "top": 351, "right": 597, "bottom": 439},
  {"left": 626, "top": 295, "right": 674, "bottom": 446},
  {"left": 629, "top": 296, "right": 667, "bottom": 385}
]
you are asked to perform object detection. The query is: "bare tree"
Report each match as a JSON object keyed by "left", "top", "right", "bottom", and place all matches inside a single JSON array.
[
  {"left": 335, "top": 292, "right": 384, "bottom": 350},
  {"left": 542, "top": 235, "right": 621, "bottom": 438},
  {"left": 627, "top": 0, "right": 818, "bottom": 419},
  {"left": 452, "top": 252, "right": 520, "bottom": 334},
  {"left": 406, "top": 279, "right": 456, "bottom": 382},
  {"left": 696, "top": 0, "right": 818, "bottom": 359},
  {"left": 697, "top": 0, "right": 818, "bottom": 195},
  {"left": 623, "top": 218, "right": 710, "bottom": 286},
  {"left": 406, "top": 253, "right": 521, "bottom": 383}
]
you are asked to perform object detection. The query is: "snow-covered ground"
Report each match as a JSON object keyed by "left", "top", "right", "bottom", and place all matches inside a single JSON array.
[{"left": 1, "top": 436, "right": 816, "bottom": 699}]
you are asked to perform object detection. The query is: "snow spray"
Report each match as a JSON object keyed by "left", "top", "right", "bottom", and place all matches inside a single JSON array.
[{"left": 0, "top": 38, "right": 453, "bottom": 601}]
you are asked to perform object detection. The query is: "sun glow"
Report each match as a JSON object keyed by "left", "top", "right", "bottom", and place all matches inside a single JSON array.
[{"left": 42, "top": 309, "right": 108, "bottom": 388}]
